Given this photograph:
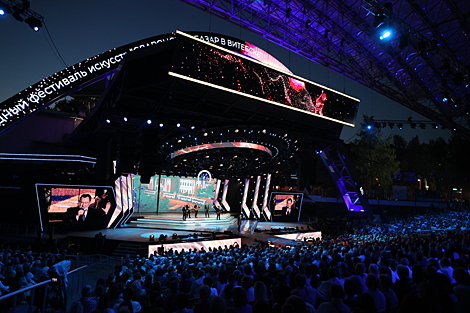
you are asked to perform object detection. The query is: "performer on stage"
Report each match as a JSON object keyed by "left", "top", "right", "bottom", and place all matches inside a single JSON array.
[
  {"left": 182, "top": 205, "right": 187, "bottom": 221},
  {"left": 186, "top": 203, "right": 191, "bottom": 218},
  {"left": 194, "top": 204, "right": 199, "bottom": 218},
  {"left": 216, "top": 205, "right": 221, "bottom": 220},
  {"left": 204, "top": 203, "right": 210, "bottom": 218},
  {"left": 238, "top": 214, "right": 243, "bottom": 232}
]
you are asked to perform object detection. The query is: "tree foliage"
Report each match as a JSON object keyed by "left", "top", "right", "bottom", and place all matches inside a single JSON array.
[{"left": 348, "top": 115, "right": 400, "bottom": 191}]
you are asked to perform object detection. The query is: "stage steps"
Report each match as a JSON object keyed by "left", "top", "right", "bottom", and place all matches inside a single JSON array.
[
  {"left": 112, "top": 242, "right": 145, "bottom": 258},
  {"left": 123, "top": 213, "right": 237, "bottom": 230}
]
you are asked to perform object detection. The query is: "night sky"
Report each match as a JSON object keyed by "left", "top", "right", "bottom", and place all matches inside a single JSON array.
[{"left": 0, "top": 0, "right": 451, "bottom": 143}]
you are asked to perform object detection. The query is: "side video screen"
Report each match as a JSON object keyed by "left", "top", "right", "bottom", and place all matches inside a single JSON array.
[
  {"left": 270, "top": 193, "right": 303, "bottom": 222},
  {"left": 36, "top": 184, "right": 116, "bottom": 230}
]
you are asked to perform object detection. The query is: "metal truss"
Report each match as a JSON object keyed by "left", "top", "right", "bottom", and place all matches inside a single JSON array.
[
  {"left": 319, "top": 145, "right": 372, "bottom": 215},
  {"left": 179, "top": 0, "right": 470, "bottom": 140}
]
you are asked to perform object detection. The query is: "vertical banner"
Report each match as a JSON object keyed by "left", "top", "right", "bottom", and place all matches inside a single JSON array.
[
  {"left": 222, "top": 179, "right": 231, "bottom": 211},
  {"left": 213, "top": 179, "right": 221, "bottom": 207},
  {"left": 251, "top": 176, "right": 261, "bottom": 219},
  {"left": 127, "top": 174, "right": 134, "bottom": 209},
  {"left": 241, "top": 178, "right": 250, "bottom": 217},
  {"left": 111, "top": 176, "right": 123, "bottom": 228},
  {"left": 262, "top": 174, "right": 271, "bottom": 221}
]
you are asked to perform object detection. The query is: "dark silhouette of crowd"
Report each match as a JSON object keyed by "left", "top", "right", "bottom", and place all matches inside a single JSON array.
[{"left": 2, "top": 207, "right": 470, "bottom": 313}]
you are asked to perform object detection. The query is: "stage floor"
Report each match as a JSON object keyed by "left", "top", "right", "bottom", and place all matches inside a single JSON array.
[{"left": 64, "top": 215, "right": 310, "bottom": 245}]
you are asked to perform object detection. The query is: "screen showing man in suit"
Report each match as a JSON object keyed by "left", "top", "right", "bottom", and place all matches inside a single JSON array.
[
  {"left": 272, "top": 193, "right": 303, "bottom": 222},
  {"left": 36, "top": 185, "right": 116, "bottom": 231},
  {"left": 67, "top": 193, "right": 111, "bottom": 230}
]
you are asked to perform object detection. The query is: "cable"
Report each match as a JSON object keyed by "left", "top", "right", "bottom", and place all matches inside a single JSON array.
[{"left": 42, "top": 20, "right": 68, "bottom": 68}]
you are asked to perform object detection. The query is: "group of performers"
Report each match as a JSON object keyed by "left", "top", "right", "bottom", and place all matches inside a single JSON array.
[{"left": 182, "top": 202, "right": 221, "bottom": 220}]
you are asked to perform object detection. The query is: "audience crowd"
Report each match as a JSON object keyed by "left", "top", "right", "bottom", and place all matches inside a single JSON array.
[{"left": 1, "top": 206, "right": 470, "bottom": 313}]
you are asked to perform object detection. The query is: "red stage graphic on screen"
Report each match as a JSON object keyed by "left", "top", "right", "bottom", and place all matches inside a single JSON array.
[{"left": 170, "top": 142, "right": 272, "bottom": 159}]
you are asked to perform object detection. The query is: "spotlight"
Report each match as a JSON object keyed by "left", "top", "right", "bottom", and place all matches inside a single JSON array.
[
  {"left": 366, "top": 125, "right": 372, "bottom": 130},
  {"left": 397, "top": 123, "right": 403, "bottom": 130},
  {"left": 191, "top": 126, "right": 195, "bottom": 129},
  {"left": 443, "top": 97, "right": 448, "bottom": 103},
  {"left": 25, "top": 16, "right": 42, "bottom": 32},
  {"left": 159, "top": 123, "right": 164, "bottom": 127},
  {"left": 0, "top": 2, "right": 12, "bottom": 15},
  {"left": 379, "top": 29, "right": 393, "bottom": 40},
  {"left": 146, "top": 119, "right": 152, "bottom": 125},
  {"left": 172, "top": 233, "right": 178, "bottom": 239},
  {"left": 106, "top": 119, "right": 111, "bottom": 124},
  {"left": 203, "top": 132, "right": 208, "bottom": 136},
  {"left": 176, "top": 123, "right": 181, "bottom": 127},
  {"left": 149, "top": 234, "right": 155, "bottom": 241},
  {"left": 123, "top": 117, "right": 128, "bottom": 122},
  {"left": 235, "top": 129, "right": 239, "bottom": 133},
  {"left": 432, "top": 124, "right": 439, "bottom": 129}
]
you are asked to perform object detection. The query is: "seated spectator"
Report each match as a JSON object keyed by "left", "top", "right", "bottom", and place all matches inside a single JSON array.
[
  {"left": 189, "top": 271, "right": 205, "bottom": 299},
  {"left": 164, "top": 280, "right": 179, "bottom": 313},
  {"left": 319, "top": 268, "right": 344, "bottom": 300},
  {"left": 393, "top": 265, "right": 418, "bottom": 303},
  {"left": 438, "top": 257, "right": 456, "bottom": 284},
  {"left": 80, "top": 285, "right": 98, "bottom": 313},
  {"left": 210, "top": 295, "right": 227, "bottom": 313},
  {"left": 290, "top": 273, "right": 323, "bottom": 307},
  {"left": 317, "top": 283, "right": 350, "bottom": 313},
  {"left": 365, "top": 274, "right": 386, "bottom": 313},
  {"left": 193, "top": 285, "right": 211, "bottom": 313},
  {"left": 174, "top": 293, "right": 192, "bottom": 313},
  {"left": 233, "top": 286, "right": 252, "bottom": 313},
  {"left": 378, "top": 274, "right": 398, "bottom": 313},
  {"left": 453, "top": 267, "right": 470, "bottom": 313}
]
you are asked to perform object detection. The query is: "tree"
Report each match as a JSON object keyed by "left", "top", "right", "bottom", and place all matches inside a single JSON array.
[{"left": 348, "top": 115, "right": 400, "bottom": 196}]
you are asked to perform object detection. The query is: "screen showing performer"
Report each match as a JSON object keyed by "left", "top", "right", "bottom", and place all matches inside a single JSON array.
[
  {"left": 271, "top": 193, "right": 303, "bottom": 222},
  {"left": 36, "top": 184, "right": 116, "bottom": 231},
  {"left": 172, "top": 36, "right": 359, "bottom": 126}
]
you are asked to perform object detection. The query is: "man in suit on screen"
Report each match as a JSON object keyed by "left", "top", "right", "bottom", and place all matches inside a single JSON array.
[{"left": 67, "top": 194, "right": 108, "bottom": 230}]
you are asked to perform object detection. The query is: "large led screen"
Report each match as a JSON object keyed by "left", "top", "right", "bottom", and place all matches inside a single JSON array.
[
  {"left": 133, "top": 174, "right": 216, "bottom": 213},
  {"left": 270, "top": 193, "right": 303, "bottom": 222},
  {"left": 171, "top": 33, "right": 359, "bottom": 126},
  {"left": 36, "top": 184, "right": 116, "bottom": 231}
]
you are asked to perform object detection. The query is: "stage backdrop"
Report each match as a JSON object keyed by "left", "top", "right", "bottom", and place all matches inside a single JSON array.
[{"left": 132, "top": 174, "right": 216, "bottom": 213}]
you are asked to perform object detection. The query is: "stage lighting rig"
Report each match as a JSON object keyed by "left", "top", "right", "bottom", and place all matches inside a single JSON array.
[
  {"left": 11, "top": 4, "right": 24, "bottom": 21},
  {"left": 0, "top": 2, "right": 12, "bottom": 15}
]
